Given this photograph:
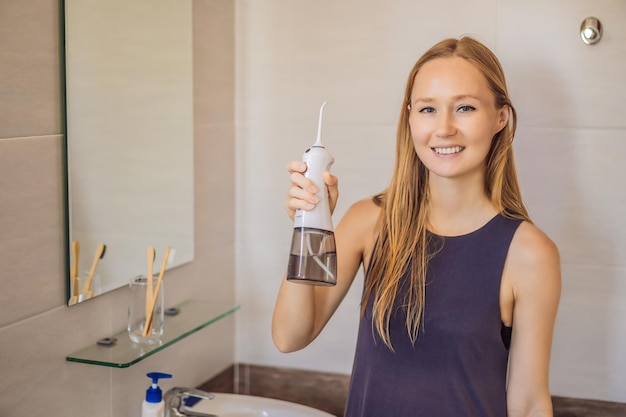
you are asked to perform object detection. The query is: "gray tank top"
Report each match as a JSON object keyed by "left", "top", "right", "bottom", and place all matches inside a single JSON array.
[{"left": 345, "top": 214, "right": 522, "bottom": 417}]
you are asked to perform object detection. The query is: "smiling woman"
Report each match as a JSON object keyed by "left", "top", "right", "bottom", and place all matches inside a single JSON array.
[
  {"left": 64, "top": 0, "right": 194, "bottom": 304},
  {"left": 273, "top": 36, "right": 561, "bottom": 417}
]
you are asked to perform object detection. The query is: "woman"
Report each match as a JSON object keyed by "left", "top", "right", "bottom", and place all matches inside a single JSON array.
[{"left": 272, "top": 37, "right": 561, "bottom": 417}]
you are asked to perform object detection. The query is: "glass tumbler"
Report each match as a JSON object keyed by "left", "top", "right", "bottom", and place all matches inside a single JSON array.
[
  {"left": 77, "top": 271, "right": 101, "bottom": 302},
  {"left": 68, "top": 271, "right": 102, "bottom": 305},
  {"left": 127, "top": 275, "right": 164, "bottom": 345}
]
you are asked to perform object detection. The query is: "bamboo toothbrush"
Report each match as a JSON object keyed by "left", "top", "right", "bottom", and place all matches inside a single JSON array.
[
  {"left": 143, "top": 246, "right": 172, "bottom": 336},
  {"left": 69, "top": 240, "right": 80, "bottom": 304},
  {"left": 81, "top": 243, "right": 106, "bottom": 300},
  {"left": 146, "top": 246, "right": 156, "bottom": 330}
]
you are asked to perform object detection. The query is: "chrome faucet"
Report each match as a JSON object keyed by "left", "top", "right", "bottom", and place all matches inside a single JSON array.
[{"left": 164, "top": 387, "right": 218, "bottom": 417}]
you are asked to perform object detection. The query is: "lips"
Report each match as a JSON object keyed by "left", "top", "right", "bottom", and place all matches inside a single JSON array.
[{"left": 432, "top": 146, "right": 465, "bottom": 155}]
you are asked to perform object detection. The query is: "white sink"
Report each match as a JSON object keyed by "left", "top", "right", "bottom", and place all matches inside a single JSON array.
[{"left": 184, "top": 392, "right": 336, "bottom": 417}]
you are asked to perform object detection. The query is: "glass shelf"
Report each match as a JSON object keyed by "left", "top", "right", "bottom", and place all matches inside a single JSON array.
[{"left": 66, "top": 299, "right": 239, "bottom": 368}]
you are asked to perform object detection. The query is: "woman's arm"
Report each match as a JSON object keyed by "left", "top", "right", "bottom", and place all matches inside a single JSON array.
[
  {"left": 271, "top": 161, "right": 380, "bottom": 352},
  {"left": 504, "top": 221, "right": 562, "bottom": 417}
]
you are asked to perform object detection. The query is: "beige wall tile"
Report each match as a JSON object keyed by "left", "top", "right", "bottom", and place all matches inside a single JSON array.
[
  {"left": 0, "top": 135, "right": 66, "bottom": 327},
  {"left": 551, "top": 264, "right": 626, "bottom": 402},
  {"left": 234, "top": 0, "right": 498, "bottom": 128},
  {"left": 194, "top": 0, "right": 235, "bottom": 125},
  {"left": 0, "top": 0, "right": 63, "bottom": 139},
  {"left": 497, "top": 0, "right": 626, "bottom": 129},
  {"left": 190, "top": 0, "right": 237, "bottom": 315},
  {"left": 515, "top": 126, "right": 626, "bottom": 268},
  {"left": 0, "top": 298, "right": 112, "bottom": 416}
]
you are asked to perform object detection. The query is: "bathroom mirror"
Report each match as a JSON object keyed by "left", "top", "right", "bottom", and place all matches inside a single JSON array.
[{"left": 64, "top": 0, "right": 194, "bottom": 305}]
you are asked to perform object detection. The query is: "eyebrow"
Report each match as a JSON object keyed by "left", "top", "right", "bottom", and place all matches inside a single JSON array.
[{"left": 411, "top": 94, "right": 481, "bottom": 105}]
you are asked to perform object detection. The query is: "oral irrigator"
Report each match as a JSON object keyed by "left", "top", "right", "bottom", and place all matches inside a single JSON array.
[{"left": 286, "top": 101, "right": 337, "bottom": 286}]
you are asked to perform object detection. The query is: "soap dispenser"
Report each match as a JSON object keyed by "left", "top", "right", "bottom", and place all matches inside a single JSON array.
[{"left": 142, "top": 372, "right": 172, "bottom": 417}]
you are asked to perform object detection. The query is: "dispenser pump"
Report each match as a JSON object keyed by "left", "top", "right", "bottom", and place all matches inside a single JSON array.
[{"left": 145, "top": 372, "right": 172, "bottom": 403}]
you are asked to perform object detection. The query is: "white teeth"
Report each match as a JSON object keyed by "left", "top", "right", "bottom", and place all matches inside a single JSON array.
[{"left": 433, "top": 146, "right": 464, "bottom": 155}]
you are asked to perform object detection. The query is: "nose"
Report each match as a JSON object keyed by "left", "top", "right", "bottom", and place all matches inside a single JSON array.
[{"left": 435, "top": 111, "right": 457, "bottom": 138}]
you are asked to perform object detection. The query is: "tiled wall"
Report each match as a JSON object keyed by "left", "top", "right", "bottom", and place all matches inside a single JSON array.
[
  {"left": 234, "top": 0, "right": 626, "bottom": 403},
  {"left": 0, "top": 1, "right": 236, "bottom": 416}
]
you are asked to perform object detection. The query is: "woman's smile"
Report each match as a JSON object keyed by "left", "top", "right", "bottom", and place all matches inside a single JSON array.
[{"left": 432, "top": 146, "right": 465, "bottom": 155}]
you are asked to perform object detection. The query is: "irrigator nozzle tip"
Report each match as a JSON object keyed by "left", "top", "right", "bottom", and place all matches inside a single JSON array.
[{"left": 314, "top": 101, "right": 327, "bottom": 147}]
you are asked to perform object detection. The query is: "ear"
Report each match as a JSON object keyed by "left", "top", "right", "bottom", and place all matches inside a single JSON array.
[{"left": 494, "top": 105, "right": 509, "bottom": 134}]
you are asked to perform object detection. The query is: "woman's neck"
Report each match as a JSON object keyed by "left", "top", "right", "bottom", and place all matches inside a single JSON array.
[{"left": 426, "top": 175, "right": 496, "bottom": 236}]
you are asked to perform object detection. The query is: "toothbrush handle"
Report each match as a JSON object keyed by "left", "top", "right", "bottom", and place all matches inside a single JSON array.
[
  {"left": 145, "top": 247, "right": 155, "bottom": 326},
  {"left": 143, "top": 246, "right": 171, "bottom": 336},
  {"left": 71, "top": 241, "right": 80, "bottom": 298}
]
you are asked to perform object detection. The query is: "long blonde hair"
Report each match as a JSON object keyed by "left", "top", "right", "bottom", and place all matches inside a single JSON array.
[{"left": 363, "top": 37, "right": 530, "bottom": 349}]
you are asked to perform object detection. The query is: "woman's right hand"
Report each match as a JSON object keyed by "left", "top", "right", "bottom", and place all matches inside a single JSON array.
[{"left": 285, "top": 160, "right": 339, "bottom": 221}]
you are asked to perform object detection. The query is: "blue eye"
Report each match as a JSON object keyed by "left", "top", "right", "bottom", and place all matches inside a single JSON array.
[
  {"left": 458, "top": 105, "right": 476, "bottom": 112},
  {"left": 419, "top": 107, "right": 435, "bottom": 114}
]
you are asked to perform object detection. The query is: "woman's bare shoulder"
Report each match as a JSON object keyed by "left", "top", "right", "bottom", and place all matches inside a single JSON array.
[
  {"left": 341, "top": 195, "right": 382, "bottom": 225},
  {"left": 508, "top": 220, "right": 561, "bottom": 293},
  {"left": 511, "top": 221, "right": 559, "bottom": 262},
  {"left": 335, "top": 196, "right": 382, "bottom": 250}
]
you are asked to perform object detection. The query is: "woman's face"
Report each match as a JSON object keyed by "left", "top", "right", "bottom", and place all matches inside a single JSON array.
[{"left": 408, "top": 56, "right": 507, "bottom": 183}]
